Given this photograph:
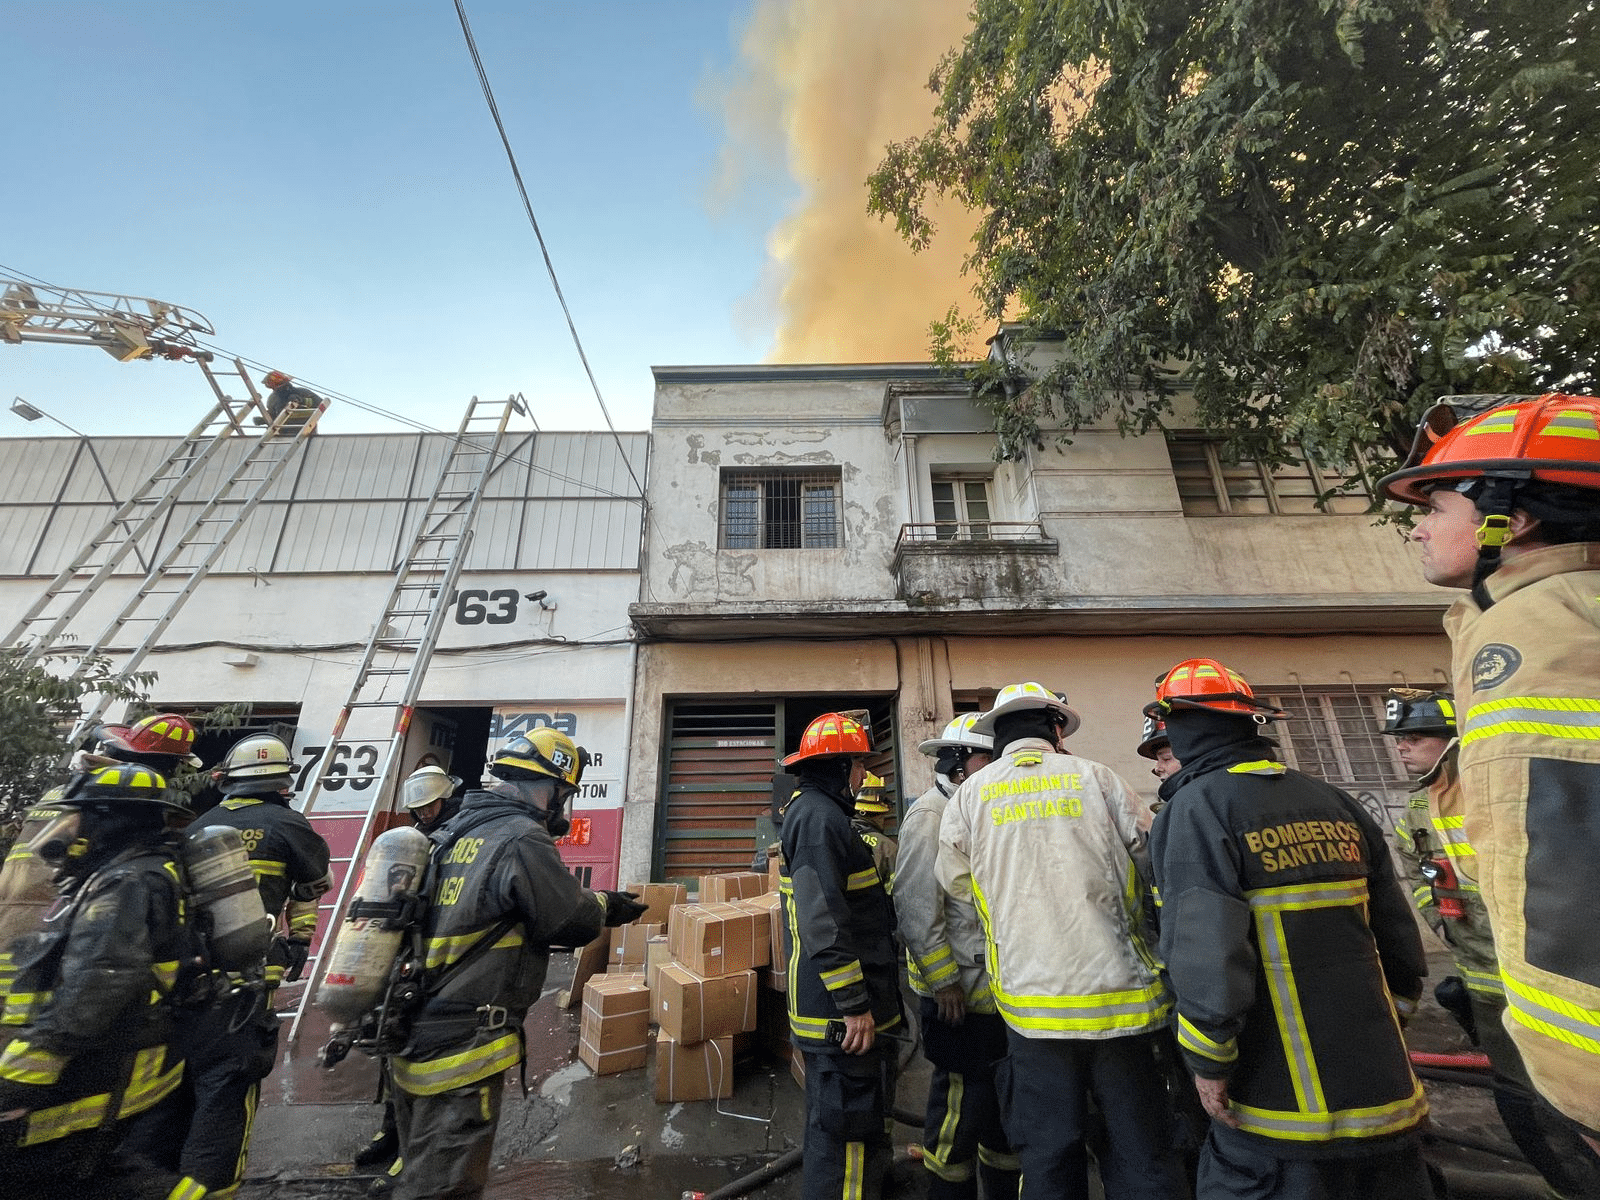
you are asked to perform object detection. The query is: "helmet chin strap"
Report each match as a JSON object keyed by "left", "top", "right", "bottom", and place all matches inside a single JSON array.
[{"left": 1470, "top": 476, "right": 1525, "bottom": 609}]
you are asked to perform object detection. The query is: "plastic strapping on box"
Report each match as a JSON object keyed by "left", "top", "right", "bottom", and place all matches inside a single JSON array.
[{"left": 708, "top": 1037, "right": 768, "bottom": 1124}]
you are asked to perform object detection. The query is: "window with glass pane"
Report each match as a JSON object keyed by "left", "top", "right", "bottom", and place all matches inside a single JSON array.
[
  {"left": 719, "top": 469, "right": 842, "bottom": 548},
  {"left": 1166, "top": 436, "right": 1370, "bottom": 516},
  {"left": 1258, "top": 686, "right": 1413, "bottom": 829},
  {"left": 931, "top": 475, "right": 994, "bottom": 539}
]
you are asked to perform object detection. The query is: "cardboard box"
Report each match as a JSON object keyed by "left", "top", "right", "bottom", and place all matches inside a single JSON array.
[
  {"left": 654, "top": 1033, "right": 734, "bottom": 1102},
  {"left": 610, "top": 922, "right": 664, "bottom": 970},
  {"left": 578, "top": 976, "right": 650, "bottom": 1075},
  {"left": 645, "top": 935, "right": 672, "bottom": 992},
  {"left": 626, "top": 881, "right": 688, "bottom": 927},
  {"left": 766, "top": 847, "right": 783, "bottom": 891},
  {"left": 732, "top": 893, "right": 779, "bottom": 967},
  {"left": 760, "top": 965, "right": 787, "bottom": 994},
  {"left": 561, "top": 929, "right": 612, "bottom": 1008},
  {"left": 653, "top": 964, "right": 757, "bottom": 1044},
  {"left": 788, "top": 1042, "right": 805, "bottom": 1089},
  {"left": 668, "top": 902, "right": 761, "bottom": 977},
  {"left": 700, "top": 871, "right": 765, "bottom": 903}
]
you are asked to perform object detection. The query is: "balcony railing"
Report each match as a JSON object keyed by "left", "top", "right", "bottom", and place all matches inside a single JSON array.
[
  {"left": 890, "top": 520, "right": 1059, "bottom": 603},
  {"left": 893, "top": 520, "right": 1052, "bottom": 550}
]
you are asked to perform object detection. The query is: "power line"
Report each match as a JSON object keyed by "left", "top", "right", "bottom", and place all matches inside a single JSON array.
[
  {"left": 451, "top": 0, "right": 646, "bottom": 500},
  {"left": 0, "top": 259, "right": 643, "bottom": 503}
]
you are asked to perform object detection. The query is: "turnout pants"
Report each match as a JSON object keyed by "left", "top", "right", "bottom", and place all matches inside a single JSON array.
[
  {"left": 800, "top": 1044, "right": 894, "bottom": 1200},
  {"left": 121, "top": 1002, "right": 278, "bottom": 1199},
  {"left": 918, "top": 1000, "right": 1018, "bottom": 1200},
  {"left": 1196, "top": 1127, "right": 1430, "bottom": 1200},
  {"left": 391, "top": 1073, "right": 504, "bottom": 1200},
  {"left": 1471, "top": 992, "right": 1600, "bottom": 1199},
  {"left": 998, "top": 1027, "right": 1184, "bottom": 1200}
]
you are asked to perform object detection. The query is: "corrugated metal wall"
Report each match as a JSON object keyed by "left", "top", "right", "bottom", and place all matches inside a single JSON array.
[{"left": 0, "top": 429, "right": 647, "bottom": 576}]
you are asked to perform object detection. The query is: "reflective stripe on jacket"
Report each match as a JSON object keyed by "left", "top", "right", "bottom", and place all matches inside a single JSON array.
[
  {"left": 0, "top": 844, "right": 189, "bottom": 1146},
  {"left": 779, "top": 781, "right": 902, "bottom": 1047},
  {"left": 1446, "top": 541, "right": 1600, "bottom": 1132},
  {"left": 1394, "top": 754, "right": 1503, "bottom": 996},
  {"left": 937, "top": 739, "right": 1168, "bottom": 1039},
  {"left": 391, "top": 791, "right": 607, "bottom": 1096},
  {"left": 894, "top": 784, "right": 994, "bottom": 1011},
  {"left": 1151, "top": 756, "right": 1428, "bottom": 1155}
]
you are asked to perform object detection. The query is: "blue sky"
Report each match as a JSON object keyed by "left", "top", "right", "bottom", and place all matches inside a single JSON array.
[{"left": 1, "top": 1, "right": 792, "bottom": 436}]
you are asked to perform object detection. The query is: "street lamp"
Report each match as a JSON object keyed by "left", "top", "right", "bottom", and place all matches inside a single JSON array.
[{"left": 11, "top": 396, "right": 148, "bottom": 570}]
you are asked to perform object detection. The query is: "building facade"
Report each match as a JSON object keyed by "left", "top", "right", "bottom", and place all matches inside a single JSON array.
[
  {"left": 0, "top": 426, "right": 647, "bottom": 891},
  {"left": 623, "top": 349, "right": 1452, "bottom": 885}
]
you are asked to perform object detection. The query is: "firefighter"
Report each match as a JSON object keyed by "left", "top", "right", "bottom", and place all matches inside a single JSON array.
[
  {"left": 259, "top": 371, "right": 320, "bottom": 432},
  {"left": 402, "top": 764, "right": 462, "bottom": 836},
  {"left": 1146, "top": 658, "right": 1431, "bottom": 1200},
  {"left": 1, "top": 714, "right": 204, "bottom": 955},
  {"left": 937, "top": 682, "right": 1183, "bottom": 1200},
  {"left": 895, "top": 713, "right": 1019, "bottom": 1200},
  {"left": 123, "top": 733, "right": 331, "bottom": 1200},
  {"left": 1135, "top": 714, "right": 1180, "bottom": 783},
  {"left": 850, "top": 773, "right": 898, "bottom": 888},
  {"left": 388, "top": 730, "right": 644, "bottom": 1200},
  {"left": 1379, "top": 392, "right": 1600, "bottom": 1153},
  {"left": 1381, "top": 688, "right": 1600, "bottom": 1197},
  {"left": 0, "top": 765, "right": 192, "bottom": 1198},
  {"left": 351, "top": 764, "right": 466, "bottom": 1185},
  {"left": 778, "top": 712, "right": 904, "bottom": 1200}
]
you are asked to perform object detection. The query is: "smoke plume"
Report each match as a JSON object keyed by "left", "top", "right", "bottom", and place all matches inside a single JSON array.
[{"left": 711, "top": 0, "right": 983, "bottom": 363}]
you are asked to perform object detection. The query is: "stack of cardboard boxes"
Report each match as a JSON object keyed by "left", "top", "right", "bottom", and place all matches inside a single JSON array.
[{"left": 575, "top": 868, "right": 796, "bottom": 1102}]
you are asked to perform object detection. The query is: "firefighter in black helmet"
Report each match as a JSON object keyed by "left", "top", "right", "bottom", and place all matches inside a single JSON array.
[
  {"left": 387, "top": 730, "right": 645, "bottom": 1200},
  {"left": 122, "top": 733, "right": 331, "bottom": 1200},
  {"left": 0, "top": 765, "right": 192, "bottom": 1198}
]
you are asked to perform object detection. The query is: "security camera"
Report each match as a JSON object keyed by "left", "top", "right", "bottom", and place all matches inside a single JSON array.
[{"left": 525, "top": 590, "right": 547, "bottom": 603}]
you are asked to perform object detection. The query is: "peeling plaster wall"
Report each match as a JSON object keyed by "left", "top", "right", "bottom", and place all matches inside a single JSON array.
[{"left": 647, "top": 377, "right": 904, "bottom": 605}]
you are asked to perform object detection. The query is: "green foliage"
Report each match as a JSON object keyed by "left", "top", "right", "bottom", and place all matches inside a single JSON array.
[
  {"left": 124, "top": 700, "right": 254, "bottom": 799},
  {"left": 0, "top": 649, "right": 153, "bottom": 828},
  {"left": 869, "top": 0, "right": 1600, "bottom": 478}
]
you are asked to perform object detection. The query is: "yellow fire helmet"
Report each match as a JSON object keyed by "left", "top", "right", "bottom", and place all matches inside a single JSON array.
[
  {"left": 490, "top": 727, "right": 587, "bottom": 789},
  {"left": 854, "top": 772, "right": 892, "bottom": 814}
]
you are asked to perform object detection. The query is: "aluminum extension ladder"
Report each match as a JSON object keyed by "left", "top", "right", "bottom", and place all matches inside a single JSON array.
[
  {"left": 286, "top": 394, "right": 526, "bottom": 1042},
  {"left": 3, "top": 357, "right": 276, "bottom": 666},
  {"left": 59, "top": 382, "right": 328, "bottom": 742}
]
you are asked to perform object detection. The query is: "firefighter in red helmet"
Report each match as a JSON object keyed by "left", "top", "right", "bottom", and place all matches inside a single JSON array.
[
  {"left": 1380, "top": 393, "right": 1600, "bottom": 1154},
  {"left": 1146, "top": 659, "right": 1431, "bottom": 1200},
  {"left": 778, "top": 712, "right": 903, "bottom": 1200}
]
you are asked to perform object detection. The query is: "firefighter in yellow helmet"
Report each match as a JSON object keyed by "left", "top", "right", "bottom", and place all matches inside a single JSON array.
[
  {"left": 1381, "top": 394, "right": 1600, "bottom": 1151},
  {"left": 386, "top": 729, "right": 644, "bottom": 1200},
  {"left": 0, "top": 765, "right": 192, "bottom": 1198},
  {"left": 850, "top": 772, "right": 898, "bottom": 889}
]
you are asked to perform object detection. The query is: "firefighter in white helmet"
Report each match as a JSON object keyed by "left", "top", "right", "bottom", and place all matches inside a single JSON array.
[
  {"left": 401, "top": 764, "right": 462, "bottom": 836},
  {"left": 895, "top": 713, "right": 1019, "bottom": 1200},
  {"left": 937, "top": 683, "right": 1182, "bottom": 1198},
  {"left": 123, "top": 733, "right": 331, "bottom": 1200},
  {"left": 388, "top": 730, "right": 645, "bottom": 1200}
]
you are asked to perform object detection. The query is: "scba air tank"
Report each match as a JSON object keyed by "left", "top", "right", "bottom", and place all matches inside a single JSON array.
[
  {"left": 0, "top": 796, "right": 71, "bottom": 950},
  {"left": 316, "top": 825, "right": 432, "bottom": 1027},
  {"left": 185, "top": 825, "right": 274, "bottom": 972}
]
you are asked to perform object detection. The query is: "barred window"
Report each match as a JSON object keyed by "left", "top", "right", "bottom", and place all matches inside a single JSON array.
[
  {"left": 1257, "top": 685, "right": 1413, "bottom": 830},
  {"left": 1167, "top": 435, "right": 1371, "bottom": 516},
  {"left": 720, "top": 469, "right": 842, "bottom": 549}
]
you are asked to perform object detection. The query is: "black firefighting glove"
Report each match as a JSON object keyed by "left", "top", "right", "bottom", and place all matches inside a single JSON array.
[
  {"left": 279, "top": 936, "right": 312, "bottom": 983},
  {"left": 601, "top": 890, "right": 649, "bottom": 927}
]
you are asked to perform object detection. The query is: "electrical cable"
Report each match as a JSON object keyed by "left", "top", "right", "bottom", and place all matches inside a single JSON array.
[
  {"left": 0, "top": 261, "right": 645, "bottom": 504},
  {"left": 450, "top": 0, "right": 646, "bottom": 499}
]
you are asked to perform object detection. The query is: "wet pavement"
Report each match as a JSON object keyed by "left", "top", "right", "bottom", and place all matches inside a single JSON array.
[{"left": 241, "top": 944, "right": 1561, "bottom": 1200}]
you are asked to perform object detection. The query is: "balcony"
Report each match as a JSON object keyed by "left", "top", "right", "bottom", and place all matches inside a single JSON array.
[{"left": 890, "top": 520, "right": 1060, "bottom": 604}]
